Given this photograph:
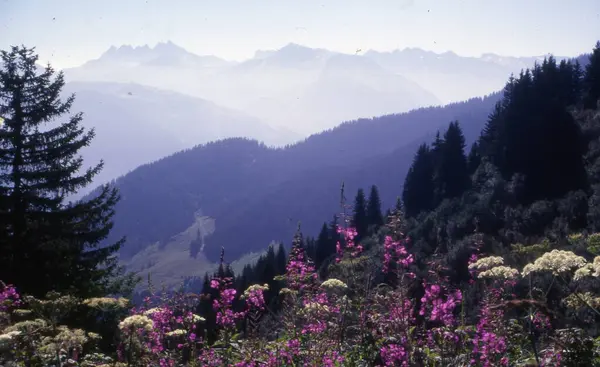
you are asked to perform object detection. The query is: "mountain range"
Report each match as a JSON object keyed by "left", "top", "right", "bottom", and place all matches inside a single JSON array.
[
  {"left": 62, "top": 81, "right": 298, "bottom": 197},
  {"left": 60, "top": 42, "right": 571, "bottom": 190},
  {"left": 64, "top": 41, "right": 561, "bottom": 136}
]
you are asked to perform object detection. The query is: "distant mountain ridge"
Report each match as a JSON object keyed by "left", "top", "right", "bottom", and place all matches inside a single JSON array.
[
  {"left": 65, "top": 41, "right": 577, "bottom": 137},
  {"left": 93, "top": 91, "right": 500, "bottom": 287},
  {"left": 86, "top": 41, "right": 233, "bottom": 68},
  {"left": 363, "top": 47, "right": 569, "bottom": 103},
  {"left": 63, "top": 81, "right": 299, "bottom": 197},
  {"left": 64, "top": 42, "right": 442, "bottom": 136}
]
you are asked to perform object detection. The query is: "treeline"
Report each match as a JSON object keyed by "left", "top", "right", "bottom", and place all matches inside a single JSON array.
[
  {"left": 303, "top": 185, "right": 388, "bottom": 275},
  {"left": 402, "top": 121, "right": 470, "bottom": 217},
  {"left": 97, "top": 90, "right": 501, "bottom": 265}
]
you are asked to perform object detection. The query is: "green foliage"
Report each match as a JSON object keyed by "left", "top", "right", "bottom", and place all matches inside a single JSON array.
[
  {"left": 367, "top": 185, "right": 384, "bottom": 230},
  {"left": 0, "top": 46, "right": 136, "bottom": 298},
  {"left": 403, "top": 143, "right": 435, "bottom": 217},
  {"left": 0, "top": 288, "right": 129, "bottom": 366},
  {"left": 404, "top": 44, "right": 600, "bottom": 288},
  {"left": 437, "top": 121, "right": 470, "bottom": 200},
  {"left": 480, "top": 56, "right": 587, "bottom": 204}
]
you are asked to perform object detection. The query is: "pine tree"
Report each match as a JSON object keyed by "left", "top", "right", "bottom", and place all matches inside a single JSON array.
[
  {"left": 430, "top": 131, "right": 445, "bottom": 205},
  {"left": 315, "top": 222, "right": 336, "bottom": 277},
  {"left": 328, "top": 215, "right": 340, "bottom": 253},
  {"left": 352, "top": 188, "right": 368, "bottom": 240},
  {"left": 584, "top": 41, "right": 600, "bottom": 109},
  {"left": 237, "top": 264, "right": 252, "bottom": 292},
  {"left": 395, "top": 197, "right": 403, "bottom": 213},
  {"left": 328, "top": 215, "right": 339, "bottom": 237},
  {"left": 366, "top": 185, "right": 384, "bottom": 231},
  {"left": 437, "top": 121, "right": 469, "bottom": 199},
  {"left": 467, "top": 142, "right": 481, "bottom": 175},
  {"left": 304, "top": 236, "right": 316, "bottom": 262},
  {"left": 275, "top": 243, "right": 287, "bottom": 275},
  {"left": 260, "top": 245, "right": 277, "bottom": 285},
  {"left": 402, "top": 144, "right": 434, "bottom": 218},
  {"left": 0, "top": 46, "right": 134, "bottom": 298}
]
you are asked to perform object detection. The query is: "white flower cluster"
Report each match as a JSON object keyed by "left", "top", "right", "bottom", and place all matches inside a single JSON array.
[
  {"left": 0, "top": 330, "right": 21, "bottom": 344},
  {"left": 186, "top": 313, "right": 205, "bottom": 323},
  {"left": 166, "top": 329, "right": 187, "bottom": 337},
  {"left": 118, "top": 315, "right": 154, "bottom": 332},
  {"left": 468, "top": 256, "right": 504, "bottom": 270},
  {"left": 573, "top": 256, "right": 600, "bottom": 280},
  {"left": 242, "top": 284, "right": 269, "bottom": 299},
  {"left": 320, "top": 278, "right": 348, "bottom": 289},
  {"left": 83, "top": 297, "right": 129, "bottom": 309},
  {"left": 522, "top": 250, "right": 587, "bottom": 276},
  {"left": 303, "top": 302, "right": 330, "bottom": 313},
  {"left": 143, "top": 307, "right": 164, "bottom": 316},
  {"left": 5, "top": 318, "right": 47, "bottom": 333},
  {"left": 478, "top": 265, "right": 520, "bottom": 279}
]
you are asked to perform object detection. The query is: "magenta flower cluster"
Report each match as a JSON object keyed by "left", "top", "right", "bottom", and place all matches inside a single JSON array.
[
  {"left": 0, "top": 283, "right": 20, "bottom": 312},
  {"left": 210, "top": 277, "right": 245, "bottom": 328},
  {"left": 383, "top": 235, "right": 414, "bottom": 274},
  {"left": 336, "top": 225, "right": 362, "bottom": 260}
]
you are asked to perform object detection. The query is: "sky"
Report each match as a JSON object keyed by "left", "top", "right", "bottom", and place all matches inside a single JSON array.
[{"left": 0, "top": 0, "right": 599, "bottom": 69}]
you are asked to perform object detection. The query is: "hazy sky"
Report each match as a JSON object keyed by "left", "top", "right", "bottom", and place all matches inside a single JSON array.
[{"left": 1, "top": 0, "right": 599, "bottom": 69}]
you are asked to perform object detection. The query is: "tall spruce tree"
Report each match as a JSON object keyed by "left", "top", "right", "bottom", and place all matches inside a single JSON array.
[
  {"left": 436, "top": 121, "right": 469, "bottom": 199},
  {"left": 352, "top": 188, "right": 368, "bottom": 240},
  {"left": 430, "top": 131, "right": 445, "bottom": 205},
  {"left": 0, "top": 46, "right": 134, "bottom": 297},
  {"left": 366, "top": 185, "right": 384, "bottom": 230},
  {"left": 275, "top": 242, "right": 287, "bottom": 275},
  {"left": 402, "top": 143, "right": 434, "bottom": 218},
  {"left": 315, "top": 222, "right": 336, "bottom": 277},
  {"left": 261, "top": 245, "right": 277, "bottom": 285},
  {"left": 394, "top": 197, "right": 403, "bottom": 213}
]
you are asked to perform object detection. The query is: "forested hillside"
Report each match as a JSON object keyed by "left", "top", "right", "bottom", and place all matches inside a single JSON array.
[
  {"left": 398, "top": 47, "right": 600, "bottom": 284},
  {"left": 98, "top": 53, "right": 594, "bottom": 278},
  {"left": 102, "top": 93, "right": 499, "bottom": 269}
]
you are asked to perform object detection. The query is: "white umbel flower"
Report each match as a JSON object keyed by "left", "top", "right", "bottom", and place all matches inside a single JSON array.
[
  {"left": 478, "top": 266, "right": 519, "bottom": 279},
  {"left": 468, "top": 256, "right": 504, "bottom": 270},
  {"left": 242, "top": 284, "right": 269, "bottom": 299},
  {"left": 143, "top": 307, "right": 164, "bottom": 316},
  {"left": 522, "top": 250, "right": 587, "bottom": 276},
  {"left": 321, "top": 278, "right": 348, "bottom": 289},
  {"left": 166, "top": 329, "right": 187, "bottom": 337},
  {"left": 119, "top": 315, "right": 154, "bottom": 331},
  {"left": 573, "top": 256, "right": 600, "bottom": 281},
  {"left": 303, "top": 302, "right": 330, "bottom": 313}
]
